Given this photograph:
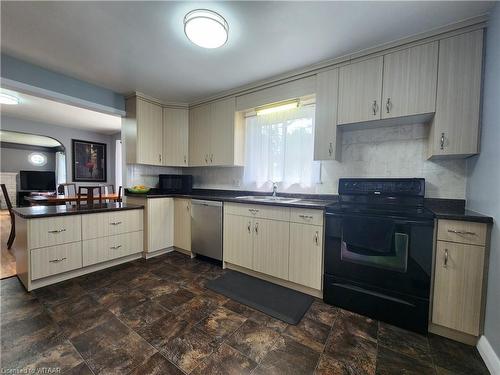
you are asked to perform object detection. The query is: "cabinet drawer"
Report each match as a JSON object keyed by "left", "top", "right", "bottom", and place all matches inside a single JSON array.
[
  {"left": 31, "top": 242, "right": 82, "bottom": 280},
  {"left": 290, "top": 208, "right": 323, "bottom": 226},
  {"left": 82, "top": 210, "right": 143, "bottom": 240},
  {"left": 437, "top": 219, "right": 487, "bottom": 246},
  {"left": 82, "top": 231, "right": 143, "bottom": 267},
  {"left": 224, "top": 203, "right": 290, "bottom": 221},
  {"left": 28, "top": 215, "right": 81, "bottom": 249}
]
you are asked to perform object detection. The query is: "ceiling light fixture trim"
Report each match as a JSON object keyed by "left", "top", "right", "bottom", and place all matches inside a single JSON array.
[
  {"left": 184, "top": 9, "right": 229, "bottom": 49},
  {"left": 0, "top": 92, "right": 20, "bottom": 105}
]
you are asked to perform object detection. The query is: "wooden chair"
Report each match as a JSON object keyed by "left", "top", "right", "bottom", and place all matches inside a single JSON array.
[
  {"left": 117, "top": 186, "right": 123, "bottom": 203},
  {"left": 1, "top": 184, "right": 15, "bottom": 249},
  {"left": 60, "top": 183, "right": 77, "bottom": 196},
  {"left": 77, "top": 186, "right": 103, "bottom": 206},
  {"left": 102, "top": 184, "right": 115, "bottom": 203}
]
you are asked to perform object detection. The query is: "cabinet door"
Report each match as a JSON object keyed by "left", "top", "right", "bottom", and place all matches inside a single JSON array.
[
  {"left": 146, "top": 198, "right": 174, "bottom": 252},
  {"left": 253, "top": 218, "right": 290, "bottom": 280},
  {"left": 432, "top": 241, "right": 485, "bottom": 335},
  {"left": 136, "top": 98, "right": 163, "bottom": 165},
  {"left": 289, "top": 224, "right": 323, "bottom": 290},
  {"left": 163, "top": 108, "right": 189, "bottom": 166},
  {"left": 174, "top": 198, "right": 191, "bottom": 252},
  {"left": 211, "top": 97, "right": 236, "bottom": 166},
  {"left": 428, "top": 30, "right": 483, "bottom": 158},
  {"left": 314, "top": 69, "right": 340, "bottom": 160},
  {"left": 338, "top": 56, "right": 383, "bottom": 125},
  {"left": 382, "top": 42, "right": 438, "bottom": 119},
  {"left": 189, "top": 104, "right": 211, "bottom": 166},
  {"left": 223, "top": 214, "right": 253, "bottom": 269}
]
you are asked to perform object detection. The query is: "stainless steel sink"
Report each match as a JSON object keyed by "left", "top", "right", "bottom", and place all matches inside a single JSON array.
[{"left": 235, "top": 195, "right": 300, "bottom": 203}]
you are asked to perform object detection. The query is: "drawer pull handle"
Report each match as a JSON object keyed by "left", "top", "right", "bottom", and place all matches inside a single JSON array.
[
  {"left": 299, "top": 214, "right": 314, "bottom": 219},
  {"left": 447, "top": 229, "right": 476, "bottom": 236},
  {"left": 248, "top": 209, "right": 259, "bottom": 214},
  {"left": 254, "top": 222, "right": 259, "bottom": 234},
  {"left": 48, "top": 229, "right": 66, "bottom": 234},
  {"left": 49, "top": 257, "right": 67, "bottom": 263},
  {"left": 110, "top": 221, "right": 122, "bottom": 226},
  {"left": 110, "top": 245, "right": 122, "bottom": 249},
  {"left": 314, "top": 231, "right": 319, "bottom": 245},
  {"left": 247, "top": 222, "right": 251, "bottom": 234},
  {"left": 444, "top": 249, "right": 449, "bottom": 268}
]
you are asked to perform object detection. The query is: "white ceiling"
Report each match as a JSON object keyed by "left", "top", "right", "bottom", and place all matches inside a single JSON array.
[
  {"left": 1, "top": 1, "right": 495, "bottom": 103},
  {"left": 0, "top": 130, "right": 62, "bottom": 148},
  {"left": 0, "top": 89, "right": 122, "bottom": 135}
]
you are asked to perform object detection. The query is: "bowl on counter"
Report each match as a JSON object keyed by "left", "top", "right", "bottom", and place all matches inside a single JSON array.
[{"left": 126, "top": 186, "right": 151, "bottom": 194}]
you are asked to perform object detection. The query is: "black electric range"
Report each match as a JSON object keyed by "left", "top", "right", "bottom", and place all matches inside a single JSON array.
[{"left": 324, "top": 178, "right": 435, "bottom": 333}]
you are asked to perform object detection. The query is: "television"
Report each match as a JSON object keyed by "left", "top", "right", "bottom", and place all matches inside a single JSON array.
[{"left": 19, "top": 171, "right": 56, "bottom": 191}]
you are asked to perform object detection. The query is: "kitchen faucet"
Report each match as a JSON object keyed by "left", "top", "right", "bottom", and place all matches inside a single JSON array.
[{"left": 271, "top": 181, "right": 278, "bottom": 198}]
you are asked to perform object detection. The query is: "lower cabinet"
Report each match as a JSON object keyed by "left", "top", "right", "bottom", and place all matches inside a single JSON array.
[
  {"left": 174, "top": 198, "right": 191, "bottom": 252},
  {"left": 31, "top": 242, "right": 82, "bottom": 280},
  {"left": 83, "top": 231, "right": 143, "bottom": 267},
  {"left": 223, "top": 214, "right": 254, "bottom": 269},
  {"left": 289, "top": 223, "right": 323, "bottom": 290}
]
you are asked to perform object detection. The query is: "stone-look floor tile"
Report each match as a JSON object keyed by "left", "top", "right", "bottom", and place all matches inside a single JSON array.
[
  {"left": 1, "top": 276, "right": 28, "bottom": 296},
  {"left": 33, "top": 280, "right": 86, "bottom": 306},
  {"left": 283, "top": 316, "right": 331, "bottom": 352},
  {"left": 71, "top": 317, "right": 156, "bottom": 375},
  {"left": 63, "top": 362, "right": 95, "bottom": 375},
  {"left": 429, "top": 334, "right": 489, "bottom": 375},
  {"left": 133, "top": 276, "right": 180, "bottom": 299},
  {"left": 376, "top": 346, "right": 436, "bottom": 375},
  {"left": 172, "top": 295, "right": 220, "bottom": 324},
  {"left": 153, "top": 288, "right": 196, "bottom": 311},
  {"left": 304, "top": 300, "right": 339, "bottom": 326},
  {"left": 378, "top": 322, "right": 432, "bottom": 362},
  {"left": 47, "top": 294, "right": 97, "bottom": 322},
  {"left": 56, "top": 305, "right": 116, "bottom": 339},
  {"left": 137, "top": 312, "right": 191, "bottom": 352},
  {"left": 335, "top": 309, "right": 378, "bottom": 343},
  {"left": 315, "top": 353, "right": 368, "bottom": 375},
  {"left": 115, "top": 300, "right": 170, "bottom": 330},
  {"left": 223, "top": 299, "right": 288, "bottom": 333},
  {"left": 1, "top": 296, "right": 45, "bottom": 325},
  {"left": 226, "top": 319, "right": 281, "bottom": 363},
  {"left": 253, "top": 335, "right": 320, "bottom": 375},
  {"left": 6, "top": 340, "right": 83, "bottom": 374},
  {"left": 192, "top": 343, "right": 257, "bottom": 375},
  {"left": 161, "top": 324, "right": 219, "bottom": 373},
  {"left": 89, "top": 287, "right": 148, "bottom": 315},
  {"left": 196, "top": 306, "right": 247, "bottom": 341},
  {"left": 128, "top": 352, "right": 184, "bottom": 375}
]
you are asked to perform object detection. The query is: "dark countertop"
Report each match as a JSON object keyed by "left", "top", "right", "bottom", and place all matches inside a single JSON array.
[
  {"left": 12, "top": 203, "right": 144, "bottom": 219},
  {"left": 424, "top": 198, "right": 493, "bottom": 224},
  {"left": 126, "top": 189, "right": 336, "bottom": 209}
]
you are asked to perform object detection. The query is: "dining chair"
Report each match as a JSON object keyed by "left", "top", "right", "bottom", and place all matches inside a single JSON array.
[
  {"left": 117, "top": 186, "right": 123, "bottom": 203},
  {"left": 60, "top": 183, "right": 77, "bottom": 196},
  {"left": 102, "top": 184, "right": 115, "bottom": 203},
  {"left": 77, "top": 186, "right": 103, "bottom": 206},
  {"left": 1, "top": 184, "right": 15, "bottom": 249}
]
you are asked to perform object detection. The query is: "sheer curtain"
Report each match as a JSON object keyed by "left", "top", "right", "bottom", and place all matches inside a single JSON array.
[
  {"left": 243, "top": 104, "right": 319, "bottom": 189},
  {"left": 55, "top": 151, "right": 66, "bottom": 185}
]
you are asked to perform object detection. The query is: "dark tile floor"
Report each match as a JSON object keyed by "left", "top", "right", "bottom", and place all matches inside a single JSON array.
[{"left": 0, "top": 250, "right": 490, "bottom": 375}]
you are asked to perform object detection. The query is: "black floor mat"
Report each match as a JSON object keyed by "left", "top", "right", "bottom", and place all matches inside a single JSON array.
[{"left": 206, "top": 270, "right": 314, "bottom": 324}]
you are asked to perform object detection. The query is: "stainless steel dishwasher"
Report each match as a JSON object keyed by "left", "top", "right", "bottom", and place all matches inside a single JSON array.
[{"left": 191, "top": 199, "right": 223, "bottom": 261}]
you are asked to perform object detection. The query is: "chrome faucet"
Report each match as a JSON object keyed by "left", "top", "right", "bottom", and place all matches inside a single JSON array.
[{"left": 271, "top": 181, "right": 278, "bottom": 198}]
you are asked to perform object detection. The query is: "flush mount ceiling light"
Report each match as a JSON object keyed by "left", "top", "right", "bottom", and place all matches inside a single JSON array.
[
  {"left": 0, "top": 92, "right": 20, "bottom": 105},
  {"left": 256, "top": 99, "right": 300, "bottom": 116},
  {"left": 184, "top": 9, "right": 228, "bottom": 49}
]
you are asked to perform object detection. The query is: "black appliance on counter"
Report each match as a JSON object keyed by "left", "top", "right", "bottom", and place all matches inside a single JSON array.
[
  {"left": 159, "top": 174, "right": 192, "bottom": 194},
  {"left": 324, "top": 178, "right": 434, "bottom": 333}
]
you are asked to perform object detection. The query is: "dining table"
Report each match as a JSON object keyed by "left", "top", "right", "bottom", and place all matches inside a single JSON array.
[{"left": 24, "top": 193, "right": 120, "bottom": 205}]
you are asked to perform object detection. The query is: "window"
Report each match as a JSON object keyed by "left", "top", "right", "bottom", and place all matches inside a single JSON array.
[
  {"left": 28, "top": 152, "right": 47, "bottom": 166},
  {"left": 243, "top": 104, "right": 319, "bottom": 189}
]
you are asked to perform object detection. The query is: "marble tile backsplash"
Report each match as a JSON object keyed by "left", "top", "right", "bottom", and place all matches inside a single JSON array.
[{"left": 126, "top": 123, "right": 467, "bottom": 199}]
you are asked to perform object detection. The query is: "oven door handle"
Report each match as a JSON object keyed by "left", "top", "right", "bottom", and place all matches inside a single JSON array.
[{"left": 325, "top": 212, "right": 433, "bottom": 225}]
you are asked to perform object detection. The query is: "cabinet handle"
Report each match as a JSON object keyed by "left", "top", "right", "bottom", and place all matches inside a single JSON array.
[
  {"left": 205, "top": 155, "right": 208, "bottom": 164},
  {"left": 210, "top": 154, "right": 213, "bottom": 163},
  {"left": 314, "top": 231, "right": 319, "bottom": 245},
  {"left": 328, "top": 142, "right": 333, "bottom": 156},
  {"left": 447, "top": 229, "right": 476, "bottom": 236},
  {"left": 184, "top": 155, "right": 187, "bottom": 164},
  {"left": 159, "top": 154, "right": 162, "bottom": 163},
  {"left": 248, "top": 208, "right": 259, "bottom": 214},
  {"left": 48, "top": 229, "right": 66, "bottom": 234},
  {"left": 49, "top": 257, "right": 67, "bottom": 263},
  {"left": 372, "top": 100, "right": 378, "bottom": 115},
  {"left": 386, "top": 98, "right": 391, "bottom": 113},
  {"left": 110, "top": 245, "right": 122, "bottom": 250},
  {"left": 110, "top": 221, "right": 122, "bottom": 226},
  {"left": 254, "top": 222, "right": 259, "bottom": 234},
  {"left": 440, "top": 133, "right": 445, "bottom": 150},
  {"left": 299, "top": 214, "right": 314, "bottom": 220},
  {"left": 186, "top": 204, "right": 190, "bottom": 211},
  {"left": 444, "top": 249, "right": 449, "bottom": 268},
  {"left": 247, "top": 222, "right": 251, "bottom": 234}
]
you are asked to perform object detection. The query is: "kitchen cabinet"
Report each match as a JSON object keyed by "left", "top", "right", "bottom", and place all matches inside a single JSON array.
[
  {"left": 124, "top": 96, "right": 163, "bottom": 166},
  {"left": 338, "top": 56, "right": 383, "bottom": 125},
  {"left": 289, "top": 223, "right": 323, "bottom": 290},
  {"left": 174, "top": 198, "right": 191, "bottom": 253},
  {"left": 223, "top": 214, "right": 254, "bottom": 269},
  {"left": 382, "top": 42, "right": 438, "bottom": 119},
  {"left": 314, "top": 69, "right": 340, "bottom": 161},
  {"left": 189, "top": 97, "right": 244, "bottom": 166},
  {"left": 428, "top": 30, "right": 483, "bottom": 158},
  {"left": 163, "top": 107, "right": 189, "bottom": 166}
]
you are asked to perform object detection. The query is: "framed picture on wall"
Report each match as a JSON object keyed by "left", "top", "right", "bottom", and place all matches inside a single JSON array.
[{"left": 72, "top": 139, "right": 107, "bottom": 182}]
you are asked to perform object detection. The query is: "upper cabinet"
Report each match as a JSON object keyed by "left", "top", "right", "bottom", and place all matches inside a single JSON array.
[
  {"left": 314, "top": 69, "right": 340, "bottom": 161},
  {"left": 163, "top": 107, "right": 189, "bottom": 166},
  {"left": 428, "top": 30, "right": 484, "bottom": 158},
  {"left": 338, "top": 56, "right": 383, "bottom": 125},
  {"left": 189, "top": 97, "right": 244, "bottom": 167},
  {"left": 382, "top": 42, "right": 438, "bottom": 119},
  {"left": 124, "top": 97, "right": 163, "bottom": 166}
]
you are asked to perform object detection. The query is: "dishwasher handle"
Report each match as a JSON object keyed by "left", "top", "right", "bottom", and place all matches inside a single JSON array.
[{"left": 192, "top": 199, "right": 223, "bottom": 207}]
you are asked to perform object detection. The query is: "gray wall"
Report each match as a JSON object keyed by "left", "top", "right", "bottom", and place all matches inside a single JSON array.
[
  {"left": 1, "top": 115, "right": 115, "bottom": 186},
  {"left": 1, "top": 146, "right": 56, "bottom": 173},
  {"left": 466, "top": 3, "right": 500, "bottom": 358}
]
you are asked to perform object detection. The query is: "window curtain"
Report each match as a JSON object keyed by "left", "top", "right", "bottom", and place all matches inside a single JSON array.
[
  {"left": 55, "top": 151, "right": 66, "bottom": 185},
  {"left": 243, "top": 105, "right": 319, "bottom": 189}
]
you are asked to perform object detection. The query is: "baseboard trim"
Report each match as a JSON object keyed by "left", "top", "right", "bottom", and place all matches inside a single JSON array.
[
  {"left": 143, "top": 247, "right": 174, "bottom": 259},
  {"left": 477, "top": 335, "right": 500, "bottom": 375}
]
